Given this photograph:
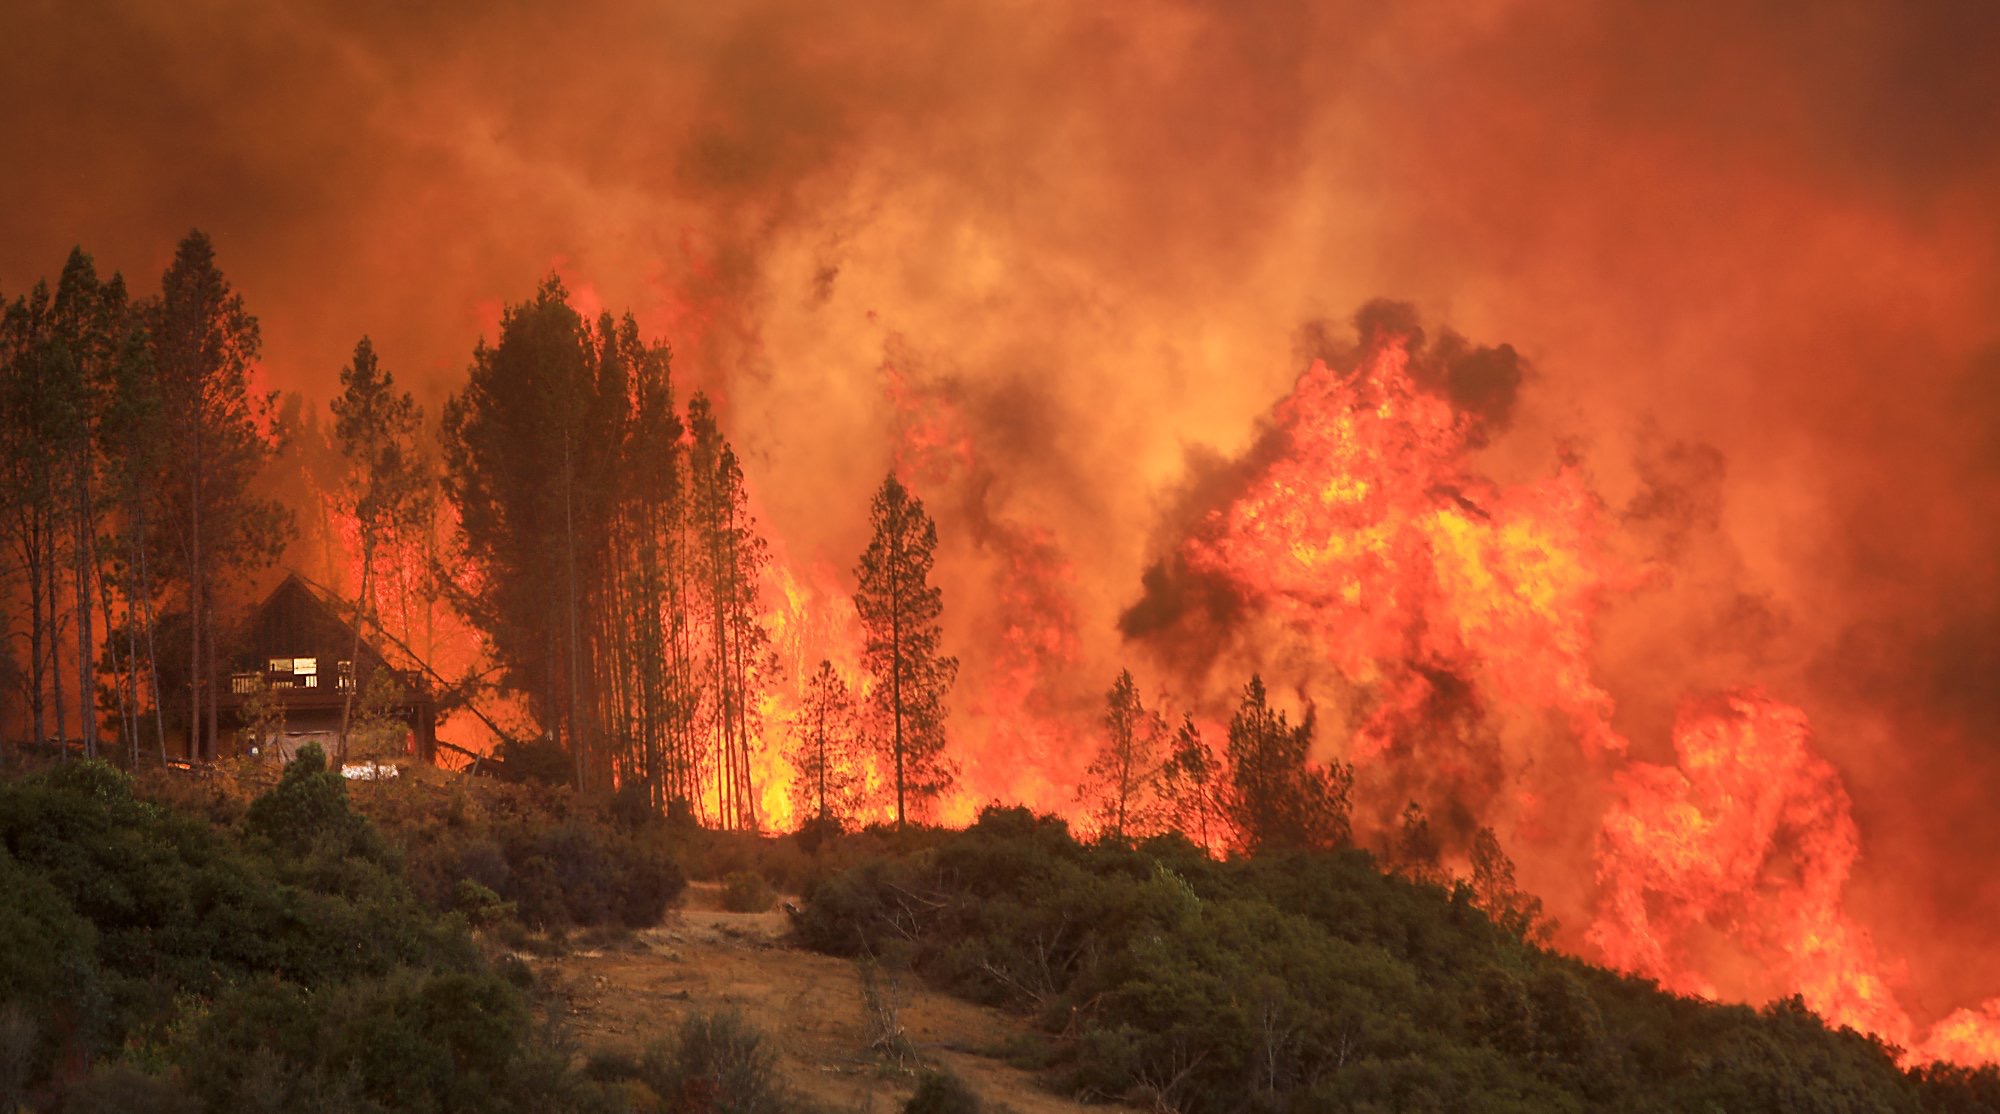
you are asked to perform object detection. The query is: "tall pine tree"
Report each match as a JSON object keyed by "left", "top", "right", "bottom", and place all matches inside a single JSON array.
[
  {"left": 329, "top": 337, "right": 428, "bottom": 762},
  {"left": 687, "top": 392, "right": 771, "bottom": 830},
  {"left": 150, "top": 230, "right": 288, "bottom": 760},
  {"left": 854, "top": 472, "right": 957, "bottom": 829},
  {"left": 442, "top": 277, "right": 622, "bottom": 784}
]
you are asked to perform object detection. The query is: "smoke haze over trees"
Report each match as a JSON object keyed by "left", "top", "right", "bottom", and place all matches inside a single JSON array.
[{"left": 6, "top": 0, "right": 2000, "bottom": 1067}]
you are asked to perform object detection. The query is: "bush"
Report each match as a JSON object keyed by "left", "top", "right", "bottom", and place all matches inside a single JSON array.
[
  {"left": 245, "top": 742, "right": 387, "bottom": 864},
  {"left": 904, "top": 1068, "right": 981, "bottom": 1114},
  {"left": 640, "top": 1009, "right": 794, "bottom": 1114},
  {"left": 721, "top": 870, "right": 775, "bottom": 913},
  {"left": 454, "top": 878, "right": 519, "bottom": 928},
  {"left": 61, "top": 1060, "right": 201, "bottom": 1114},
  {"left": 0, "top": 758, "right": 614, "bottom": 1111},
  {"left": 495, "top": 736, "right": 574, "bottom": 786},
  {"left": 360, "top": 776, "right": 686, "bottom": 933}
]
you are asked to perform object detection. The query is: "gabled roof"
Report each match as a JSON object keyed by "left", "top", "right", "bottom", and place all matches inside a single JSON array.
[{"left": 233, "top": 572, "right": 394, "bottom": 676}]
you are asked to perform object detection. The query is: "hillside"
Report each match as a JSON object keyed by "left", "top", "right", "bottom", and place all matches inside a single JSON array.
[{"left": 4, "top": 754, "right": 2000, "bottom": 1112}]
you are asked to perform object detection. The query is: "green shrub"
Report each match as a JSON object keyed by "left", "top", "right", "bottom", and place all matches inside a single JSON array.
[
  {"left": 0, "top": 757, "right": 606, "bottom": 1111},
  {"left": 795, "top": 807, "right": 1946, "bottom": 1114},
  {"left": 245, "top": 742, "right": 386, "bottom": 863},
  {"left": 454, "top": 878, "right": 519, "bottom": 928},
  {"left": 721, "top": 870, "right": 775, "bottom": 913}
]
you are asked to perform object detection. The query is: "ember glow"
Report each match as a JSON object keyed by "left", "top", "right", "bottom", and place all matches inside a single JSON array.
[{"left": 7, "top": 0, "right": 2000, "bottom": 1070}]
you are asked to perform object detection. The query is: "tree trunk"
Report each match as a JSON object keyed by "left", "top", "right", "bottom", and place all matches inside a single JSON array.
[
  {"left": 338, "top": 541, "right": 371, "bottom": 767},
  {"left": 189, "top": 436, "right": 202, "bottom": 762},
  {"left": 138, "top": 502, "right": 166, "bottom": 764},
  {"left": 24, "top": 516, "right": 47, "bottom": 748},
  {"left": 48, "top": 475, "right": 68, "bottom": 757},
  {"left": 73, "top": 443, "right": 97, "bottom": 759}
]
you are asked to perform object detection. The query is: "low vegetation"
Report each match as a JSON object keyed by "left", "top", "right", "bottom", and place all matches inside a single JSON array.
[
  {"left": 0, "top": 750, "right": 820, "bottom": 1113},
  {"left": 8, "top": 750, "right": 2000, "bottom": 1112},
  {"left": 799, "top": 805, "right": 2000, "bottom": 1113}
]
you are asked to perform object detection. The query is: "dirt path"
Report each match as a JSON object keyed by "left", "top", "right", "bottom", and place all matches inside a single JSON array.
[{"left": 543, "top": 882, "right": 1139, "bottom": 1112}]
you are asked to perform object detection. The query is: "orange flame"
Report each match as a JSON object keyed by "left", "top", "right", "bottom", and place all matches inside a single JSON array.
[{"left": 1140, "top": 335, "right": 1999, "bottom": 1064}]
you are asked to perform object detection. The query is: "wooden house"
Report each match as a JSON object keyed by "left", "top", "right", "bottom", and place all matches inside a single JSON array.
[{"left": 217, "top": 573, "right": 437, "bottom": 763}]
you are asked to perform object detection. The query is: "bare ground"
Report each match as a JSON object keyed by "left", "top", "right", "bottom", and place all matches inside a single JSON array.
[{"left": 539, "top": 882, "right": 1141, "bottom": 1112}]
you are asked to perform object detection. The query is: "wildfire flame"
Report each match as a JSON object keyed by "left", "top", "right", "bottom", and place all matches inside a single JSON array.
[{"left": 1127, "top": 330, "right": 2000, "bottom": 1064}]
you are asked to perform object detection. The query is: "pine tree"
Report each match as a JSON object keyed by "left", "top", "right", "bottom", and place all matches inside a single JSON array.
[
  {"left": 1078, "top": 669, "right": 1167, "bottom": 840},
  {"left": 687, "top": 392, "right": 772, "bottom": 830},
  {"left": 442, "top": 277, "right": 622, "bottom": 783},
  {"left": 613, "top": 318, "right": 685, "bottom": 810},
  {"left": 151, "top": 230, "right": 289, "bottom": 760},
  {"left": 790, "top": 659, "right": 863, "bottom": 833},
  {"left": 329, "top": 337, "right": 429, "bottom": 763},
  {"left": 1470, "top": 826, "right": 1554, "bottom": 943},
  {"left": 95, "top": 277, "right": 169, "bottom": 763},
  {"left": 1223, "top": 675, "right": 1352, "bottom": 854},
  {"left": 854, "top": 473, "right": 957, "bottom": 829},
  {"left": 1159, "top": 712, "right": 1221, "bottom": 854},
  {"left": 0, "top": 281, "right": 61, "bottom": 751},
  {"left": 48, "top": 249, "right": 125, "bottom": 759}
]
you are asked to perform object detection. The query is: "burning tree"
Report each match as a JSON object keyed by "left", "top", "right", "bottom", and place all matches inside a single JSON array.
[
  {"left": 854, "top": 472, "right": 957, "bottom": 830},
  {"left": 1077, "top": 669, "right": 1167, "bottom": 841}
]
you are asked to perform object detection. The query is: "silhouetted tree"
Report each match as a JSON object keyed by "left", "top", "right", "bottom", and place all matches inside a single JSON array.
[
  {"left": 611, "top": 319, "right": 690, "bottom": 810},
  {"left": 1222, "top": 675, "right": 1352, "bottom": 854},
  {"left": 442, "top": 277, "right": 621, "bottom": 784},
  {"left": 688, "top": 392, "right": 772, "bottom": 830},
  {"left": 1470, "top": 826, "right": 1554, "bottom": 943},
  {"left": 1393, "top": 800, "right": 1445, "bottom": 884},
  {"left": 329, "top": 337, "right": 428, "bottom": 763},
  {"left": 1, "top": 280, "right": 63, "bottom": 749},
  {"left": 48, "top": 250, "right": 126, "bottom": 759},
  {"left": 1078, "top": 669, "right": 1167, "bottom": 840},
  {"left": 150, "top": 230, "right": 289, "bottom": 760},
  {"left": 790, "top": 659, "right": 863, "bottom": 832},
  {"left": 94, "top": 268, "right": 170, "bottom": 763},
  {"left": 854, "top": 473, "right": 957, "bottom": 829},
  {"left": 1159, "top": 712, "right": 1222, "bottom": 854}
]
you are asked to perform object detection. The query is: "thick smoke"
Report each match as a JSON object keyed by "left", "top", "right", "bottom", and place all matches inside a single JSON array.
[{"left": 6, "top": 0, "right": 2000, "bottom": 1023}]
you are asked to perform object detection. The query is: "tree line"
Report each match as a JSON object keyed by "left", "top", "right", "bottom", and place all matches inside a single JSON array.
[
  {"left": 439, "top": 278, "right": 958, "bottom": 831},
  {"left": 0, "top": 234, "right": 288, "bottom": 766},
  {"left": 6, "top": 236, "right": 1409, "bottom": 855},
  {"left": 1, "top": 241, "right": 964, "bottom": 833}
]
